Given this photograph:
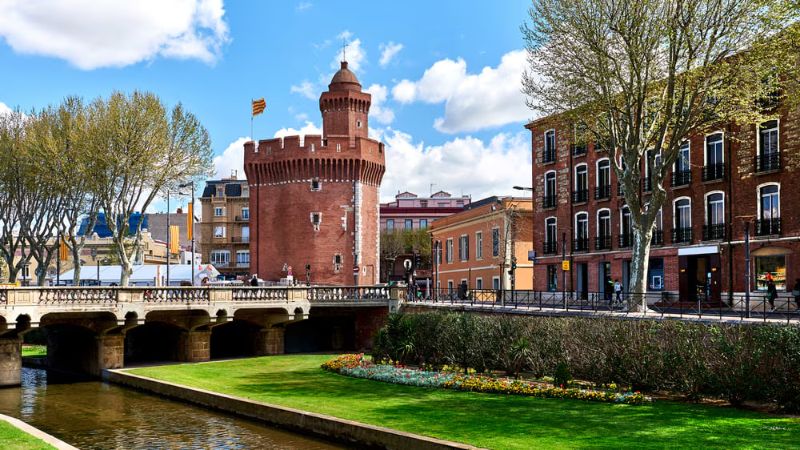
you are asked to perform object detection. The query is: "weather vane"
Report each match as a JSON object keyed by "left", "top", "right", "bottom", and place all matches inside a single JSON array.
[{"left": 342, "top": 38, "right": 349, "bottom": 62}]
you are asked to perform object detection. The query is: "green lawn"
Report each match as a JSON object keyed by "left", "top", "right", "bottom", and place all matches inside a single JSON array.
[
  {"left": 21, "top": 345, "right": 46, "bottom": 358},
  {"left": 128, "top": 355, "right": 800, "bottom": 450},
  {"left": 0, "top": 421, "right": 54, "bottom": 450}
]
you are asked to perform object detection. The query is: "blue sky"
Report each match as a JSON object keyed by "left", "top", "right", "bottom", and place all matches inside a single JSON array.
[{"left": 0, "top": 1, "right": 534, "bottom": 205}]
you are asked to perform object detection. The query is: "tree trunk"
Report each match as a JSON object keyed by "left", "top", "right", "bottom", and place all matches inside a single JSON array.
[
  {"left": 71, "top": 246, "right": 82, "bottom": 285},
  {"left": 628, "top": 226, "right": 654, "bottom": 312}
]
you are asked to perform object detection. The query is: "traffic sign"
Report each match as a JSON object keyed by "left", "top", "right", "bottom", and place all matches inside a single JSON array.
[{"left": 562, "top": 260, "right": 570, "bottom": 271}]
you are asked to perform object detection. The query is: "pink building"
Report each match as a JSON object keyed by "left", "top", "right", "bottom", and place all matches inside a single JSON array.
[{"left": 380, "top": 191, "right": 470, "bottom": 231}]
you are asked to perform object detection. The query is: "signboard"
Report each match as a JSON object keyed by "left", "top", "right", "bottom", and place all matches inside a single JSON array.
[{"left": 562, "top": 260, "right": 570, "bottom": 271}]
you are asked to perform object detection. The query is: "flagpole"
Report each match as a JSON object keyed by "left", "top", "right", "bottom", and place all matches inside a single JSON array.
[{"left": 250, "top": 98, "right": 254, "bottom": 140}]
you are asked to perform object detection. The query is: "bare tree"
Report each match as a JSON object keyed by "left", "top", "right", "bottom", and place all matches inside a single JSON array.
[
  {"left": 523, "top": 0, "right": 799, "bottom": 310},
  {"left": 0, "top": 110, "right": 30, "bottom": 282},
  {"left": 92, "top": 92, "right": 213, "bottom": 286}
]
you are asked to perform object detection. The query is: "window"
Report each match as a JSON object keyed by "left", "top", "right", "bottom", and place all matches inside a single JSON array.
[
  {"left": 492, "top": 277, "right": 501, "bottom": 291},
  {"left": 241, "top": 207, "right": 250, "bottom": 220},
  {"left": 214, "top": 207, "right": 224, "bottom": 217},
  {"left": 241, "top": 226, "right": 250, "bottom": 242},
  {"left": 386, "top": 219, "right": 394, "bottom": 231},
  {"left": 648, "top": 258, "right": 664, "bottom": 291},
  {"left": 757, "top": 184, "right": 781, "bottom": 235},
  {"left": 543, "top": 130, "right": 556, "bottom": 162},
  {"left": 419, "top": 219, "right": 428, "bottom": 229},
  {"left": 310, "top": 212, "right": 321, "bottom": 231},
  {"left": 448, "top": 280, "right": 454, "bottom": 292},
  {"left": 597, "top": 209, "right": 611, "bottom": 250},
  {"left": 652, "top": 208, "right": 664, "bottom": 245},
  {"left": 546, "top": 265, "right": 557, "bottom": 292},
  {"left": 544, "top": 217, "right": 557, "bottom": 254},
  {"left": 644, "top": 150, "right": 661, "bottom": 191},
  {"left": 755, "top": 255, "right": 786, "bottom": 291},
  {"left": 759, "top": 120, "right": 779, "bottom": 156},
  {"left": 419, "top": 200, "right": 428, "bottom": 208},
  {"left": 334, "top": 254, "right": 343, "bottom": 272},
  {"left": 404, "top": 219, "right": 413, "bottom": 230},
  {"left": 673, "top": 141, "right": 691, "bottom": 186},
  {"left": 574, "top": 212, "right": 588, "bottom": 251},
  {"left": 210, "top": 250, "right": 230, "bottom": 265},
  {"left": 572, "top": 122, "right": 587, "bottom": 155},
  {"left": 673, "top": 198, "right": 691, "bottom": 243},
  {"left": 573, "top": 164, "right": 588, "bottom": 203},
  {"left": 476, "top": 232, "right": 483, "bottom": 259},
  {"left": 704, "top": 192, "right": 725, "bottom": 240},
  {"left": 311, "top": 178, "right": 321, "bottom": 191},
  {"left": 492, "top": 228, "right": 500, "bottom": 257},
  {"left": 236, "top": 250, "right": 250, "bottom": 265},
  {"left": 620, "top": 207, "right": 632, "bottom": 247},
  {"left": 336, "top": 143, "right": 341, "bottom": 152},
  {"left": 459, "top": 235, "right": 469, "bottom": 261},
  {"left": 357, "top": 120, "right": 362, "bottom": 128},
  {"left": 213, "top": 226, "right": 225, "bottom": 238},
  {"left": 704, "top": 133, "right": 724, "bottom": 181},
  {"left": 543, "top": 171, "right": 557, "bottom": 208},
  {"left": 476, "top": 278, "right": 483, "bottom": 290},
  {"left": 596, "top": 159, "right": 611, "bottom": 199},
  {"left": 446, "top": 238, "right": 453, "bottom": 263}
]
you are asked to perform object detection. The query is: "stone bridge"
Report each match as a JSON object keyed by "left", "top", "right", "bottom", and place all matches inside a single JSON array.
[{"left": 0, "top": 286, "right": 400, "bottom": 386}]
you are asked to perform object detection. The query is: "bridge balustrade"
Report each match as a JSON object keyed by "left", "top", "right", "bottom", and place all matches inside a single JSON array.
[
  {"left": 38, "top": 287, "right": 118, "bottom": 305},
  {"left": 231, "top": 287, "right": 289, "bottom": 302},
  {"left": 307, "top": 286, "right": 390, "bottom": 302},
  {"left": 142, "top": 287, "right": 211, "bottom": 303}
]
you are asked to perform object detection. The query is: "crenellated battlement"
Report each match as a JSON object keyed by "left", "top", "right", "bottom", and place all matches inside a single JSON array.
[{"left": 245, "top": 134, "right": 384, "bottom": 161}]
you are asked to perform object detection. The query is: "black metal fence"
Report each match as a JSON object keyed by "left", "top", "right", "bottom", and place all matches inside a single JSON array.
[{"left": 415, "top": 289, "right": 800, "bottom": 323}]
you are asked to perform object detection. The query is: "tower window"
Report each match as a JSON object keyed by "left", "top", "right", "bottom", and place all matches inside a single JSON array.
[
  {"left": 310, "top": 143, "right": 315, "bottom": 152},
  {"left": 333, "top": 254, "right": 343, "bottom": 272},
  {"left": 336, "top": 143, "right": 341, "bottom": 152},
  {"left": 311, "top": 178, "right": 321, "bottom": 191},
  {"left": 310, "top": 212, "right": 322, "bottom": 231},
  {"left": 357, "top": 120, "right": 362, "bottom": 128}
]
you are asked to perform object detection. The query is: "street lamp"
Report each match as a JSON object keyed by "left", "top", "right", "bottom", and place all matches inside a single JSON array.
[
  {"left": 737, "top": 215, "right": 756, "bottom": 318},
  {"left": 513, "top": 186, "right": 533, "bottom": 192},
  {"left": 178, "top": 181, "right": 196, "bottom": 285}
]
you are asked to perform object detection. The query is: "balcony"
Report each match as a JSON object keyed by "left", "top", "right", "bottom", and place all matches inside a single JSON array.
[
  {"left": 755, "top": 153, "right": 780, "bottom": 173},
  {"left": 231, "top": 236, "right": 250, "bottom": 243},
  {"left": 235, "top": 215, "right": 250, "bottom": 222},
  {"left": 672, "top": 227, "right": 693, "bottom": 244},
  {"left": 572, "top": 144, "right": 587, "bottom": 156},
  {"left": 651, "top": 230, "right": 664, "bottom": 246},
  {"left": 542, "top": 149, "right": 556, "bottom": 164},
  {"left": 702, "top": 223, "right": 726, "bottom": 241},
  {"left": 594, "top": 185, "right": 611, "bottom": 200},
  {"left": 542, "top": 194, "right": 557, "bottom": 209},
  {"left": 212, "top": 261, "right": 230, "bottom": 268},
  {"left": 571, "top": 189, "right": 589, "bottom": 204},
  {"left": 702, "top": 163, "right": 725, "bottom": 182},
  {"left": 755, "top": 218, "right": 781, "bottom": 236},
  {"left": 572, "top": 238, "right": 589, "bottom": 252},
  {"left": 618, "top": 233, "right": 632, "bottom": 248},
  {"left": 595, "top": 235, "right": 611, "bottom": 250},
  {"left": 236, "top": 262, "right": 250, "bottom": 268},
  {"left": 543, "top": 241, "right": 557, "bottom": 255},
  {"left": 671, "top": 170, "right": 691, "bottom": 187}
]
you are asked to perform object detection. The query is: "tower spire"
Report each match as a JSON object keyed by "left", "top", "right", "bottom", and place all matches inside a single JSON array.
[{"left": 342, "top": 38, "right": 348, "bottom": 62}]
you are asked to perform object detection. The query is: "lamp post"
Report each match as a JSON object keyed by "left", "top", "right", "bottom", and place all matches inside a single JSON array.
[
  {"left": 736, "top": 215, "right": 755, "bottom": 319},
  {"left": 179, "top": 181, "right": 195, "bottom": 285},
  {"left": 513, "top": 186, "right": 534, "bottom": 295},
  {"left": 166, "top": 189, "right": 171, "bottom": 287}
]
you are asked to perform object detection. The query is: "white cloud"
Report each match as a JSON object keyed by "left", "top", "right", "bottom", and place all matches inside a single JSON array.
[
  {"left": 294, "top": 112, "right": 309, "bottom": 122},
  {"left": 213, "top": 136, "right": 249, "bottom": 180},
  {"left": 273, "top": 121, "right": 322, "bottom": 141},
  {"left": 0, "top": 0, "right": 230, "bottom": 70},
  {"left": 364, "top": 84, "right": 394, "bottom": 125},
  {"left": 378, "top": 42, "right": 403, "bottom": 67},
  {"left": 295, "top": 2, "right": 312, "bottom": 12},
  {"left": 391, "top": 50, "right": 531, "bottom": 134},
  {"left": 290, "top": 81, "right": 317, "bottom": 100},
  {"left": 0, "top": 102, "right": 12, "bottom": 116},
  {"left": 379, "top": 128, "right": 531, "bottom": 202}
]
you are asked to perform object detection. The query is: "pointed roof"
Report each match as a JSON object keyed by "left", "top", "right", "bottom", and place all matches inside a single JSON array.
[{"left": 328, "top": 61, "right": 362, "bottom": 92}]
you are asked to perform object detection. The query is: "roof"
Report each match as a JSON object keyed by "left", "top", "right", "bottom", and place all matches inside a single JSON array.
[
  {"left": 328, "top": 61, "right": 361, "bottom": 91},
  {"left": 201, "top": 178, "right": 248, "bottom": 198},
  {"left": 78, "top": 213, "right": 147, "bottom": 238},
  {"left": 430, "top": 191, "right": 452, "bottom": 198}
]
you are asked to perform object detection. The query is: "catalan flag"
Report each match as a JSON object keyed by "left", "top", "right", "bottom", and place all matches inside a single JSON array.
[
  {"left": 59, "top": 237, "right": 69, "bottom": 261},
  {"left": 252, "top": 98, "right": 266, "bottom": 116},
  {"left": 169, "top": 225, "right": 180, "bottom": 254}
]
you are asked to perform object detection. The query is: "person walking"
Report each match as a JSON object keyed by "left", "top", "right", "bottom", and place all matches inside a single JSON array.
[
  {"left": 766, "top": 279, "right": 778, "bottom": 312},
  {"left": 793, "top": 278, "right": 800, "bottom": 312},
  {"left": 614, "top": 279, "right": 623, "bottom": 306},
  {"left": 605, "top": 276, "right": 613, "bottom": 306}
]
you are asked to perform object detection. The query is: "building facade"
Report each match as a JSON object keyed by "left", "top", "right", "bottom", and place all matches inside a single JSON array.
[
  {"left": 198, "top": 175, "right": 250, "bottom": 278},
  {"left": 527, "top": 105, "right": 800, "bottom": 302},
  {"left": 244, "top": 61, "right": 385, "bottom": 285},
  {"left": 380, "top": 191, "right": 469, "bottom": 231},
  {"left": 430, "top": 197, "right": 533, "bottom": 293}
]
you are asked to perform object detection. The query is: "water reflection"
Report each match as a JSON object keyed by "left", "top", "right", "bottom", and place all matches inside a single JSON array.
[{"left": 0, "top": 368, "right": 342, "bottom": 450}]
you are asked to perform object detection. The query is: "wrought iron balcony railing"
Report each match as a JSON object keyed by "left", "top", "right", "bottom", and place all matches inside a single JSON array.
[
  {"left": 594, "top": 185, "right": 611, "bottom": 200},
  {"left": 701, "top": 163, "right": 725, "bottom": 182},
  {"left": 755, "top": 218, "right": 781, "bottom": 236},
  {"left": 572, "top": 238, "right": 589, "bottom": 252},
  {"left": 671, "top": 170, "right": 691, "bottom": 187},
  {"left": 672, "top": 227, "right": 693, "bottom": 244},
  {"left": 702, "top": 223, "right": 726, "bottom": 241},
  {"left": 572, "top": 189, "right": 589, "bottom": 204},
  {"left": 595, "top": 235, "right": 611, "bottom": 250},
  {"left": 542, "top": 149, "right": 556, "bottom": 164},
  {"left": 618, "top": 233, "right": 632, "bottom": 248},
  {"left": 543, "top": 241, "right": 558, "bottom": 255},
  {"left": 542, "top": 194, "right": 557, "bottom": 209},
  {"left": 755, "top": 153, "right": 780, "bottom": 173},
  {"left": 651, "top": 230, "right": 664, "bottom": 246}
]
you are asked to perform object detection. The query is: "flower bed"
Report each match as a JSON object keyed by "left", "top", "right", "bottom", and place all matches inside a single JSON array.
[{"left": 322, "top": 354, "right": 650, "bottom": 405}]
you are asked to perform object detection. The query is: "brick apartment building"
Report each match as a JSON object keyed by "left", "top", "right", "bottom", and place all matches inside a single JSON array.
[
  {"left": 198, "top": 175, "right": 250, "bottom": 278},
  {"left": 527, "top": 105, "right": 800, "bottom": 302},
  {"left": 244, "top": 61, "right": 385, "bottom": 285},
  {"left": 430, "top": 197, "right": 533, "bottom": 292},
  {"left": 380, "top": 191, "right": 470, "bottom": 231}
]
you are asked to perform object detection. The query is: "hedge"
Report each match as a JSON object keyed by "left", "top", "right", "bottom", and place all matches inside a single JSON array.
[{"left": 371, "top": 312, "right": 800, "bottom": 411}]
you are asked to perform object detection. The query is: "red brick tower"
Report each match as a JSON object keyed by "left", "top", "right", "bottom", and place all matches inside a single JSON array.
[{"left": 244, "top": 62, "right": 386, "bottom": 285}]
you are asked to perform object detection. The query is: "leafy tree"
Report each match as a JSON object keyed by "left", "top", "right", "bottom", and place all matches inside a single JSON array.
[
  {"left": 0, "top": 110, "right": 30, "bottom": 282},
  {"left": 523, "top": 0, "right": 800, "bottom": 309},
  {"left": 380, "top": 228, "right": 432, "bottom": 281}
]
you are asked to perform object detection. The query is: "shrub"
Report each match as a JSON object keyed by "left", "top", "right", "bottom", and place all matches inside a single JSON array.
[{"left": 372, "top": 311, "right": 800, "bottom": 411}]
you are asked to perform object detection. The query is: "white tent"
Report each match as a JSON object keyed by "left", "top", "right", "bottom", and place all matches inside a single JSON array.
[{"left": 59, "top": 264, "right": 221, "bottom": 286}]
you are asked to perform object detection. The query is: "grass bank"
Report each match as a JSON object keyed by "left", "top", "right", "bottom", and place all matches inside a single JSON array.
[
  {"left": 0, "top": 420, "right": 55, "bottom": 450},
  {"left": 21, "top": 345, "right": 46, "bottom": 358},
  {"left": 128, "top": 355, "right": 800, "bottom": 450}
]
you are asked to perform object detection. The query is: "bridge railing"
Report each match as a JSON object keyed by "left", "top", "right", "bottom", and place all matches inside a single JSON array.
[
  {"left": 0, "top": 289, "right": 7, "bottom": 305},
  {"left": 307, "top": 286, "right": 391, "bottom": 303},
  {"left": 38, "top": 287, "right": 119, "bottom": 305},
  {"left": 142, "top": 287, "right": 211, "bottom": 303},
  {"left": 231, "top": 287, "right": 290, "bottom": 302}
]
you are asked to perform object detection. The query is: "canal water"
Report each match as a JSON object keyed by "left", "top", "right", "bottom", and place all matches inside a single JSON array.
[{"left": 0, "top": 367, "right": 343, "bottom": 449}]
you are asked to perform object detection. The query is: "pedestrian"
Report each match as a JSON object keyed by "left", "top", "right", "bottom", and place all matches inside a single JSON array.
[
  {"left": 766, "top": 278, "right": 778, "bottom": 312},
  {"left": 614, "top": 279, "right": 623, "bottom": 305},
  {"left": 250, "top": 274, "right": 259, "bottom": 287},
  {"left": 793, "top": 278, "right": 800, "bottom": 311},
  {"left": 605, "top": 276, "right": 613, "bottom": 306}
]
